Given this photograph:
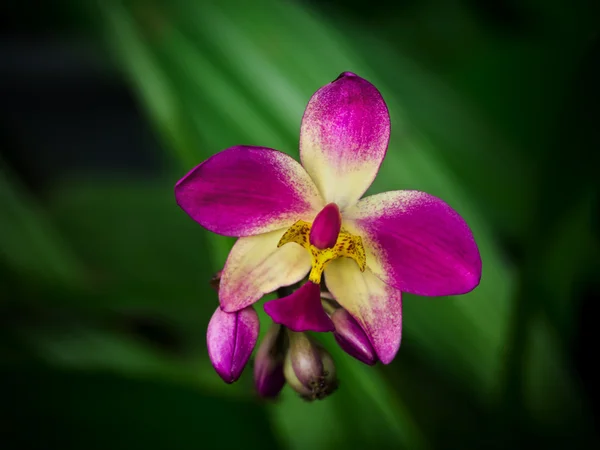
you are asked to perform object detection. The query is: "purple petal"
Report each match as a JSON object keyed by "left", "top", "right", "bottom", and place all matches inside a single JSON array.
[
  {"left": 206, "top": 306, "right": 259, "bottom": 383},
  {"left": 175, "top": 146, "right": 323, "bottom": 237},
  {"left": 331, "top": 308, "right": 377, "bottom": 365},
  {"left": 220, "top": 229, "right": 311, "bottom": 312},
  {"left": 264, "top": 282, "right": 335, "bottom": 332},
  {"left": 324, "top": 259, "right": 402, "bottom": 364},
  {"left": 309, "top": 203, "right": 342, "bottom": 249},
  {"left": 300, "top": 72, "right": 390, "bottom": 209},
  {"left": 343, "top": 190, "right": 482, "bottom": 296}
]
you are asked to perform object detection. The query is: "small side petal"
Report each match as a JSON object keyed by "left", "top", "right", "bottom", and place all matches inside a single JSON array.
[
  {"left": 344, "top": 191, "right": 482, "bottom": 297},
  {"left": 300, "top": 72, "right": 390, "bottom": 209},
  {"left": 207, "top": 306, "right": 259, "bottom": 383},
  {"left": 264, "top": 282, "right": 335, "bottom": 332},
  {"left": 175, "top": 146, "right": 323, "bottom": 237},
  {"left": 220, "top": 229, "right": 312, "bottom": 312},
  {"left": 324, "top": 259, "right": 402, "bottom": 364}
]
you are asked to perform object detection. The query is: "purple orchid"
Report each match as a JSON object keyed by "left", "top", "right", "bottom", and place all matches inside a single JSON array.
[{"left": 176, "top": 72, "right": 481, "bottom": 373}]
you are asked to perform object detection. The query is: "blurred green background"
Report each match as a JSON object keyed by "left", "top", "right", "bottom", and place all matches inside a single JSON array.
[{"left": 1, "top": 0, "right": 598, "bottom": 448}]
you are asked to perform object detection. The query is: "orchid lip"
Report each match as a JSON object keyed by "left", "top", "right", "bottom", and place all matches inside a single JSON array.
[{"left": 264, "top": 281, "right": 334, "bottom": 332}]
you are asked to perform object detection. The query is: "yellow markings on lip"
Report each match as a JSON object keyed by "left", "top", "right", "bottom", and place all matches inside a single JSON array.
[
  {"left": 278, "top": 220, "right": 366, "bottom": 284},
  {"left": 277, "top": 221, "right": 311, "bottom": 248}
]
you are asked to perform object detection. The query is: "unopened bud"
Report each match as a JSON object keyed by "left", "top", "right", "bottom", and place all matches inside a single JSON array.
[
  {"left": 309, "top": 203, "right": 341, "bottom": 249},
  {"left": 253, "top": 324, "right": 286, "bottom": 398},
  {"left": 206, "top": 305, "right": 259, "bottom": 383},
  {"left": 283, "top": 331, "right": 338, "bottom": 401},
  {"left": 331, "top": 308, "right": 377, "bottom": 366}
]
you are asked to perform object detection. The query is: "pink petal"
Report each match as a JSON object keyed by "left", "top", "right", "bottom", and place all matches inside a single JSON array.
[
  {"left": 299, "top": 72, "right": 390, "bottom": 210},
  {"left": 343, "top": 190, "right": 482, "bottom": 297},
  {"left": 175, "top": 146, "right": 323, "bottom": 237},
  {"left": 264, "top": 281, "right": 335, "bottom": 332},
  {"left": 324, "top": 259, "right": 402, "bottom": 364},
  {"left": 206, "top": 306, "right": 259, "bottom": 383},
  {"left": 219, "top": 229, "right": 311, "bottom": 312}
]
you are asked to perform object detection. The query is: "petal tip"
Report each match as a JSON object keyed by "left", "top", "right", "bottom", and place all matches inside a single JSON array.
[
  {"left": 459, "top": 264, "right": 483, "bottom": 295},
  {"left": 334, "top": 71, "right": 359, "bottom": 81},
  {"left": 379, "top": 352, "right": 398, "bottom": 365}
]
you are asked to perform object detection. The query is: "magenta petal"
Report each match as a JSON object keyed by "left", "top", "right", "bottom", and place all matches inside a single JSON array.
[
  {"left": 175, "top": 146, "right": 323, "bottom": 237},
  {"left": 344, "top": 190, "right": 482, "bottom": 297},
  {"left": 264, "top": 282, "right": 335, "bottom": 332},
  {"left": 206, "top": 306, "right": 259, "bottom": 383},
  {"left": 300, "top": 72, "right": 390, "bottom": 209}
]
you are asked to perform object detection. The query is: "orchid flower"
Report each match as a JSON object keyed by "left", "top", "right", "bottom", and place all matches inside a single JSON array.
[{"left": 176, "top": 72, "right": 481, "bottom": 371}]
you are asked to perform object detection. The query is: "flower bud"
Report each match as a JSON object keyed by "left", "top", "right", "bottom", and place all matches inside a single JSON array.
[
  {"left": 309, "top": 203, "right": 341, "bottom": 249},
  {"left": 206, "top": 305, "right": 259, "bottom": 383},
  {"left": 253, "top": 324, "right": 286, "bottom": 398},
  {"left": 331, "top": 308, "right": 377, "bottom": 365},
  {"left": 283, "top": 331, "right": 338, "bottom": 401}
]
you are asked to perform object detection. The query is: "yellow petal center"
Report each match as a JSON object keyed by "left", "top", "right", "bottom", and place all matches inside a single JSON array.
[{"left": 278, "top": 220, "right": 366, "bottom": 284}]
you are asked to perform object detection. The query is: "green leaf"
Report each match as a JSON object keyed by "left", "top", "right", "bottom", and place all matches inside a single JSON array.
[
  {"left": 0, "top": 158, "right": 84, "bottom": 286},
  {"left": 48, "top": 179, "right": 219, "bottom": 316},
  {"left": 3, "top": 367, "right": 279, "bottom": 450}
]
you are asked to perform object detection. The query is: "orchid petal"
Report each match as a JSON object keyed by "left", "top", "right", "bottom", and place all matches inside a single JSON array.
[
  {"left": 175, "top": 146, "right": 323, "bottom": 237},
  {"left": 219, "top": 229, "right": 311, "bottom": 312},
  {"left": 299, "top": 72, "right": 390, "bottom": 209},
  {"left": 324, "top": 259, "right": 402, "bottom": 364},
  {"left": 207, "top": 306, "right": 259, "bottom": 383},
  {"left": 343, "top": 190, "right": 482, "bottom": 297}
]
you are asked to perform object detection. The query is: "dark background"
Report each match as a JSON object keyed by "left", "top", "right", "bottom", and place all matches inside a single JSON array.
[{"left": 1, "top": 0, "right": 598, "bottom": 449}]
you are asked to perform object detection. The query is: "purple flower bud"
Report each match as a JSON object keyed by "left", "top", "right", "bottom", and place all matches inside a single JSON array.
[
  {"left": 331, "top": 308, "right": 377, "bottom": 365},
  {"left": 283, "top": 331, "right": 338, "bottom": 401},
  {"left": 253, "top": 324, "right": 286, "bottom": 398},
  {"left": 206, "top": 305, "right": 259, "bottom": 383},
  {"left": 309, "top": 203, "right": 341, "bottom": 249}
]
